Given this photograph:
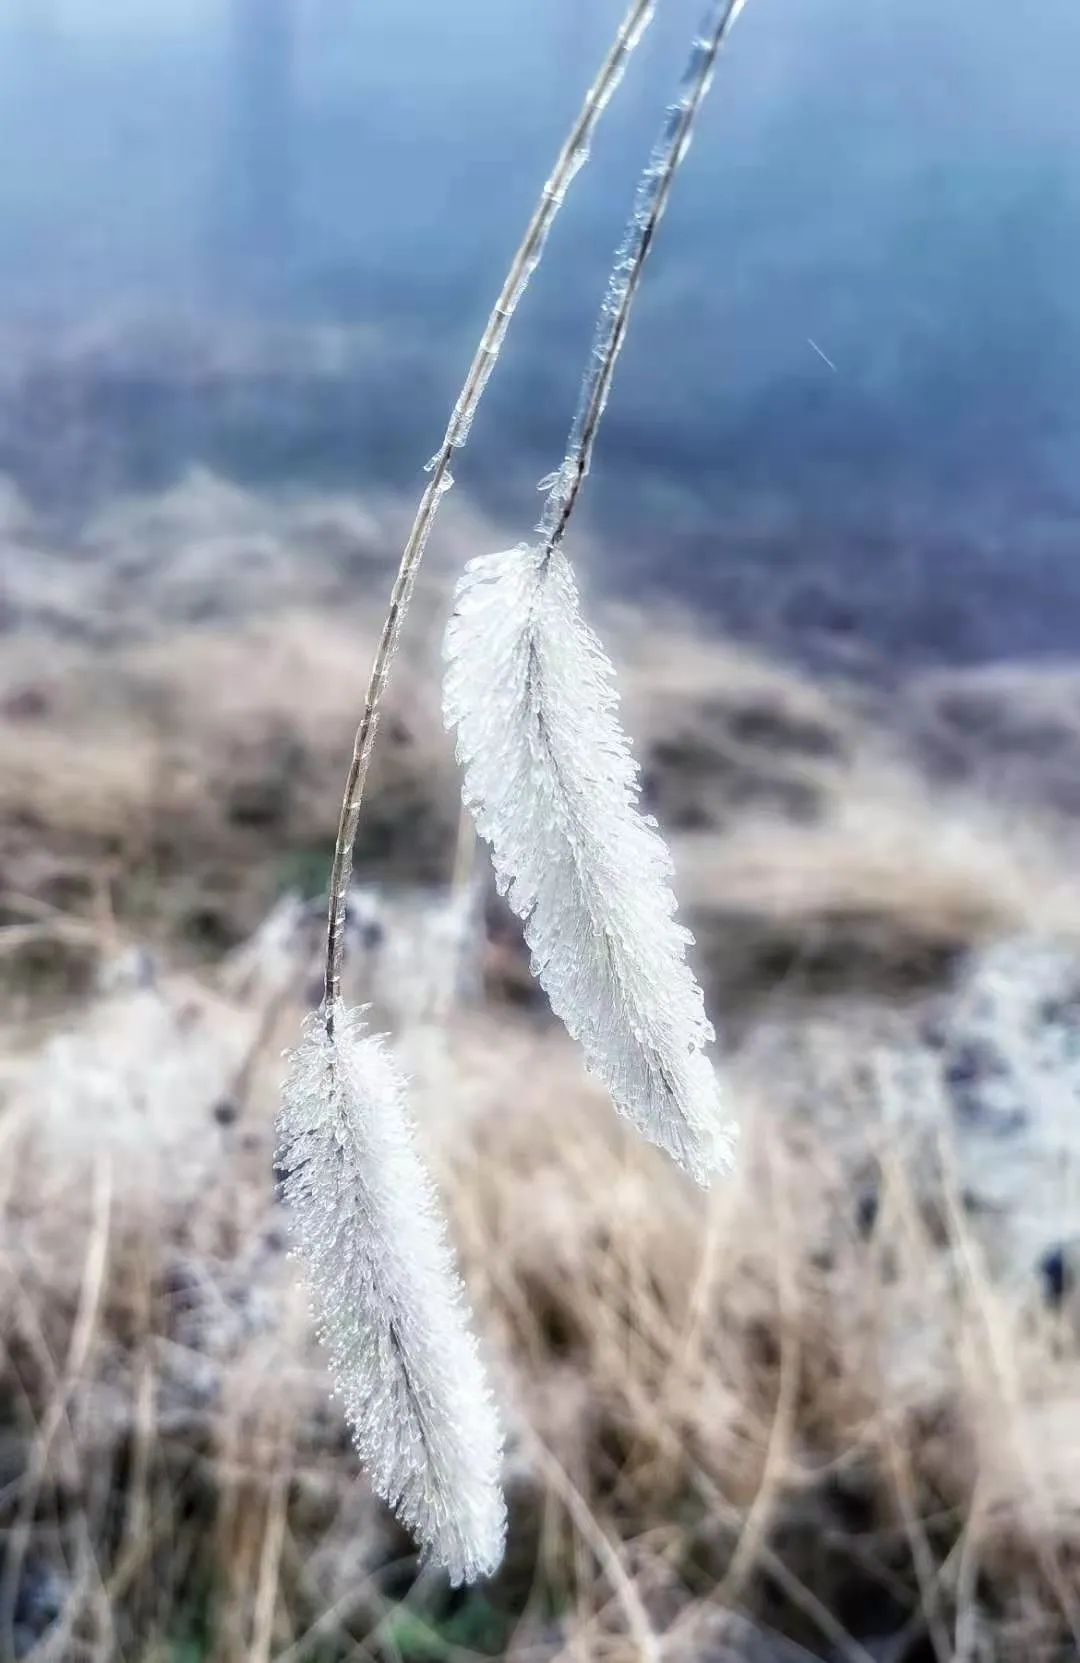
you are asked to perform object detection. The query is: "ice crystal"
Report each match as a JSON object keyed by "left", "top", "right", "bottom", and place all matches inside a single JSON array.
[
  {"left": 444, "top": 544, "right": 735, "bottom": 1186},
  {"left": 278, "top": 1003, "right": 506, "bottom": 1583}
]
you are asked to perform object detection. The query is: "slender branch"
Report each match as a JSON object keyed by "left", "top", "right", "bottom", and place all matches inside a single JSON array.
[
  {"left": 323, "top": 0, "right": 657, "bottom": 1031},
  {"left": 538, "top": 0, "right": 748, "bottom": 557}
]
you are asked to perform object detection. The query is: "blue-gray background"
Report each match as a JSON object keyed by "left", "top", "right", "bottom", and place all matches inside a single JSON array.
[{"left": 3, "top": 0, "right": 1079, "bottom": 664}]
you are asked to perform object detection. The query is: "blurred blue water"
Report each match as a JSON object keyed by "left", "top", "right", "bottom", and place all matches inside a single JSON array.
[{"left": 2, "top": 0, "right": 1079, "bottom": 665}]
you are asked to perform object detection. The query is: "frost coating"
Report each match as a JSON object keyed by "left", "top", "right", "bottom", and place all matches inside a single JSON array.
[
  {"left": 278, "top": 1004, "right": 506, "bottom": 1583},
  {"left": 444, "top": 545, "right": 735, "bottom": 1186},
  {"left": 538, "top": 0, "right": 746, "bottom": 553}
]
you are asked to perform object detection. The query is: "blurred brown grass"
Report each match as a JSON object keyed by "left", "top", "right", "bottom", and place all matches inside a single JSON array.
[
  {"left": 4, "top": 472, "right": 1080, "bottom": 1660},
  {"left": 6, "top": 959, "right": 1080, "bottom": 1661}
]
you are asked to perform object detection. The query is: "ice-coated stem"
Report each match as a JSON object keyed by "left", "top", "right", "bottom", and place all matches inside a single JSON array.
[
  {"left": 538, "top": 0, "right": 748, "bottom": 559},
  {"left": 323, "top": 0, "right": 657, "bottom": 1032}
]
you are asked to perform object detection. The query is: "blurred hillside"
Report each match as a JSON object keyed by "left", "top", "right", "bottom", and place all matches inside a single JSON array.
[
  {"left": 5, "top": 465, "right": 1080, "bottom": 994},
  {"left": 4, "top": 466, "right": 1080, "bottom": 1659}
]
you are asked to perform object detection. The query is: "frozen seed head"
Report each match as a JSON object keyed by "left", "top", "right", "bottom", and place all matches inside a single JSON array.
[
  {"left": 445, "top": 546, "right": 735, "bottom": 1186},
  {"left": 278, "top": 1003, "right": 506, "bottom": 1583}
]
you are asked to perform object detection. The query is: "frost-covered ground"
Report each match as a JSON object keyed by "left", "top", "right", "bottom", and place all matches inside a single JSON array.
[{"left": 4, "top": 471, "right": 1080, "bottom": 1659}]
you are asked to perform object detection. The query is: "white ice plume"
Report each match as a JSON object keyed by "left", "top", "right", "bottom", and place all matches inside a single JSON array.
[
  {"left": 444, "top": 543, "right": 735, "bottom": 1186},
  {"left": 278, "top": 1003, "right": 506, "bottom": 1583}
]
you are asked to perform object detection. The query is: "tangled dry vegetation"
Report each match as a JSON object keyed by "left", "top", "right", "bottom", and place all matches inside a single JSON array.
[{"left": 4, "top": 473, "right": 1080, "bottom": 1659}]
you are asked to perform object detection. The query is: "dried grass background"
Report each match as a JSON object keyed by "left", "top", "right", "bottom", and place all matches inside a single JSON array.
[{"left": 4, "top": 470, "right": 1080, "bottom": 1660}]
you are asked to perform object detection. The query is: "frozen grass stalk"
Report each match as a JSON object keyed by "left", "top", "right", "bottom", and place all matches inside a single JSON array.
[
  {"left": 539, "top": 0, "right": 749, "bottom": 553},
  {"left": 322, "top": 0, "right": 657, "bottom": 1027},
  {"left": 281, "top": 0, "right": 656, "bottom": 1584},
  {"left": 445, "top": 0, "right": 747, "bottom": 1185}
]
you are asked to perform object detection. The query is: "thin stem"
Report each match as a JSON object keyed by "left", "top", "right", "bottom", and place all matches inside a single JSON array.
[
  {"left": 538, "top": 0, "right": 748, "bottom": 557},
  {"left": 323, "top": 0, "right": 657, "bottom": 1032}
]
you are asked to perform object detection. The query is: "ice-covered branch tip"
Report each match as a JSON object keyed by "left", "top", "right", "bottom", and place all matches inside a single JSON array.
[
  {"left": 444, "top": 547, "right": 736, "bottom": 1186},
  {"left": 278, "top": 1005, "right": 506, "bottom": 1583}
]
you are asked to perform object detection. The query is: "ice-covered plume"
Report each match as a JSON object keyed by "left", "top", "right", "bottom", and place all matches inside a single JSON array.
[
  {"left": 278, "top": 1004, "right": 506, "bottom": 1583},
  {"left": 444, "top": 543, "right": 734, "bottom": 1186}
]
